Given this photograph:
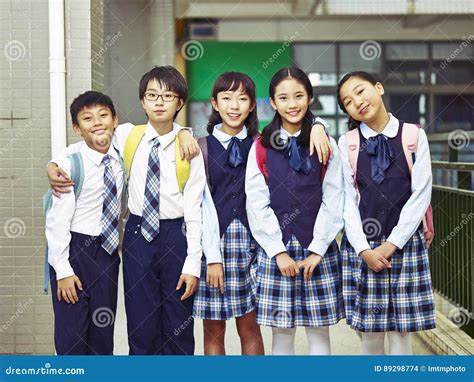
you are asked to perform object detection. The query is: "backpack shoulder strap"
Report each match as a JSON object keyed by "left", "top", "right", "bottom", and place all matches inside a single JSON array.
[
  {"left": 255, "top": 136, "right": 268, "bottom": 183},
  {"left": 123, "top": 124, "right": 147, "bottom": 177},
  {"left": 175, "top": 135, "right": 190, "bottom": 193},
  {"left": 345, "top": 129, "right": 360, "bottom": 176},
  {"left": 401, "top": 122, "right": 420, "bottom": 172},
  {"left": 43, "top": 152, "right": 84, "bottom": 295},
  {"left": 68, "top": 152, "right": 84, "bottom": 199},
  {"left": 198, "top": 136, "right": 209, "bottom": 182}
]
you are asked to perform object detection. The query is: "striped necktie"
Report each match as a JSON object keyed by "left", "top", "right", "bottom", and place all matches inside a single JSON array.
[
  {"left": 101, "top": 154, "right": 120, "bottom": 255},
  {"left": 141, "top": 137, "right": 161, "bottom": 242}
]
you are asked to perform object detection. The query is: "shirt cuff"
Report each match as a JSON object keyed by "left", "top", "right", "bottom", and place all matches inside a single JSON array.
[
  {"left": 307, "top": 240, "right": 330, "bottom": 257},
  {"left": 182, "top": 256, "right": 202, "bottom": 278},
  {"left": 351, "top": 238, "right": 371, "bottom": 256},
  {"left": 313, "top": 117, "right": 329, "bottom": 131},
  {"left": 386, "top": 234, "right": 404, "bottom": 250},
  {"left": 204, "top": 250, "right": 223, "bottom": 264},
  {"left": 54, "top": 259, "right": 75, "bottom": 280},
  {"left": 264, "top": 241, "right": 287, "bottom": 259},
  {"left": 176, "top": 126, "right": 194, "bottom": 136}
]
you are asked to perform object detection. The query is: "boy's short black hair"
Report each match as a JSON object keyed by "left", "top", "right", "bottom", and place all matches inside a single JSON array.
[
  {"left": 139, "top": 66, "right": 188, "bottom": 103},
  {"left": 70, "top": 91, "right": 116, "bottom": 125}
]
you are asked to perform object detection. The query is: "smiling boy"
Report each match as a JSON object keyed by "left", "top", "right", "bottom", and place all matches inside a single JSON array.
[{"left": 45, "top": 91, "right": 123, "bottom": 355}]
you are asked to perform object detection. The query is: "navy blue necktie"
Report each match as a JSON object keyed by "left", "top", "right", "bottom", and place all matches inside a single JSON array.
[
  {"left": 227, "top": 136, "right": 244, "bottom": 168},
  {"left": 366, "top": 134, "right": 394, "bottom": 184},
  {"left": 284, "top": 137, "right": 312, "bottom": 175}
]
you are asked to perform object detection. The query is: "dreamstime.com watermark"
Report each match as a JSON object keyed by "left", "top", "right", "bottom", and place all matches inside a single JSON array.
[
  {"left": 439, "top": 212, "right": 474, "bottom": 247},
  {"left": 92, "top": 31, "right": 123, "bottom": 64},
  {"left": 262, "top": 32, "right": 300, "bottom": 69},
  {"left": 439, "top": 35, "right": 473, "bottom": 69},
  {"left": 0, "top": 298, "right": 33, "bottom": 333},
  {"left": 4, "top": 363, "right": 85, "bottom": 376}
]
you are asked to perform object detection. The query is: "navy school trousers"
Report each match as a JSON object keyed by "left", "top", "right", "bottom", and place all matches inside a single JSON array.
[
  {"left": 50, "top": 232, "right": 120, "bottom": 355},
  {"left": 122, "top": 214, "right": 195, "bottom": 355}
]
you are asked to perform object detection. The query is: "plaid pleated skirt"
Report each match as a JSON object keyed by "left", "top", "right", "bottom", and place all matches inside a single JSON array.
[
  {"left": 340, "top": 229, "right": 436, "bottom": 332},
  {"left": 193, "top": 219, "right": 258, "bottom": 320},
  {"left": 256, "top": 235, "right": 344, "bottom": 328}
]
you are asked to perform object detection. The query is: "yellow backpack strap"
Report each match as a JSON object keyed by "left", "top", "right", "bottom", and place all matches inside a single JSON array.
[
  {"left": 123, "top": 124, "right": 147, "bottom": 177},
  {"left": 175, "top": 135, "right": 190, "bottom": 193}
]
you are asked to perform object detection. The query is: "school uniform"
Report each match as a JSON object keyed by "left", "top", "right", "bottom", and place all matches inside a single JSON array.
[
  {"left": 54, "top": 122, "right": 205, "bottom": 355},
  {"left": 245, "top": 128, "right": 345, "bottom": 328},
  {"left": 338, "top": 114, "right": 436, "bottom": 333},
  {"left": 193, "top": 124, "right": 259, "bottom": 321},
  {"left": 45, "top": 143, "right": 123, "bottom": 355}
]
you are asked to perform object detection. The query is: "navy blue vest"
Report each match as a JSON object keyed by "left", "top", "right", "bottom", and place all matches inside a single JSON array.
[
  {"left": 356, "top": 122, "right": 412, "bottom": 240},
  {"left": 207, "top": 134, "right": 253, "bottom": 236},
  {"left": 266, "top": 146, "right": 323, "bottom": 249}
]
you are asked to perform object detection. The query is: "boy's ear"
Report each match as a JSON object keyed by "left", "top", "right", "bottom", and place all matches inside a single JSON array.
[
  {"left": 140, "top": 98, "right": 146, "bottom": 110},
  {"left": 113, "top": 115, "right": 119, "bottom": 129},
  {"left": 72, "top": 123, "right": 82, "bottom": 136},
  {"left": 269, "top": 98, "right": 277, "bottom": 111},
  {"left": 176, "top": 98, "right": 184, "bottom": 112},
  {"left": 375, "top": 82, "right": 385, "bottom": 96}
]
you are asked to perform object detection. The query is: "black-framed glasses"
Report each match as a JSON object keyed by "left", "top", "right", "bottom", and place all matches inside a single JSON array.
[{"left": 144, "top": 92, "right": 179, "bottom": 102}]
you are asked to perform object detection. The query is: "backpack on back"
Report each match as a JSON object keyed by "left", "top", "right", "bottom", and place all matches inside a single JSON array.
[{"left": 345, "top": 122, "right": 434, "bottom": 240}]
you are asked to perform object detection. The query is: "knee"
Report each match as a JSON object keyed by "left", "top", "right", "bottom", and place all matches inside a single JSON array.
[
  {"left": 204, "top": 320, "right": 226, "bottom": 341},
  {"left": 236, "top": 317, "right": 261, "bottom": 341}
]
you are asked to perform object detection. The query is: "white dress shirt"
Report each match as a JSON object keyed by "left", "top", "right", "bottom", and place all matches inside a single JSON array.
[
  {"left": 245, "top": 127, "right": 344, "bottom": 258},
  {"left": 52, "top": 122, "right": 206, "bottom": 277},
  {"left": 201, "top": 124, "right": 249, "bottom": 264},
  {"left": 46, "top": 143, "right": 124, "bottom": 280},
  {"left": 337, "top": 113, "right": 432, "bottom": 254}
]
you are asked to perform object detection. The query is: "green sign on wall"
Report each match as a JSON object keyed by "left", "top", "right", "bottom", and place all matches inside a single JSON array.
[{"left": 186, "top": 41, "right": 293, "bottom": 130}]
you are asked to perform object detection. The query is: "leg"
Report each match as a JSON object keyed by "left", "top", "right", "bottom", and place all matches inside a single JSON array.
[
  {"left": 305, "top": 326, "right": 331, "bottom": 355},
  {"left": 387, "top": 332, "right": 412, "bottom": 355},
  {"left": 50, "top": 267, "right": 90, "bottom": 355},
  {"left": 235, "top": 311, "right": 264, "bottom": 355},
  {"left": 122, "top": 218, "right": 163, "bottom": 355},
  {"left": 160, "top": 221, "right": 195, "bottom": 355},
  {"left": 272, "top": 327, "right": 296, "bottom": 355},
  {"left": 361, "top": 332, "right": 386, "bottom": 355},
  {"left": 87, "top": 248, "right": 120, "bottom": 355},
  {"left": 203, "top": 319, "right": 226, "bottom": 355}
]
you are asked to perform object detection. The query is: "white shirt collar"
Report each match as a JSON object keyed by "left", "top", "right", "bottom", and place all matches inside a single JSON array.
[
  {"left": 279, "top": 126, "right": 301, "bottom": 142},
  {"left": 360, "top": 113, "right": 399, "bottom": 139},
  {"left": 81, "top": 139, "right": 120, "bottom": 167},
  {"left": 144, "top": 121, "right": 180, "bottom": 150},
  {"left": 212, "top": 123, "right": 248, "bottom": 143}
]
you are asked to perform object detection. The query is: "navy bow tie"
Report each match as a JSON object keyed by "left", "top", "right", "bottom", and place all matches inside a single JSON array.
[
  {"left": 283, "top": 137, "right": 312, "bottom": 175},
  {"left": 227, "top": 137, "right": 244, "bottom": 168},
  {"left": 366, "top": 134, "right": 394, "bottom": 184}
]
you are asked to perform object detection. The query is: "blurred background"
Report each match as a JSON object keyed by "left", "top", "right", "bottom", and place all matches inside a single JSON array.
[{"left": 0, "top": 0, "right": 472, "bottom": 355}]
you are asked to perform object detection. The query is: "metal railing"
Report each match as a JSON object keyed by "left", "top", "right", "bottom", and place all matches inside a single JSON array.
[{"left": 430, "top": 160, "right": 474, "bottom": 338}]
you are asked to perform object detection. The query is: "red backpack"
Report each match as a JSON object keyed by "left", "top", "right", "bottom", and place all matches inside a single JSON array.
[{"left": 345, "top": 123, "right": 434, "bottom": 242}]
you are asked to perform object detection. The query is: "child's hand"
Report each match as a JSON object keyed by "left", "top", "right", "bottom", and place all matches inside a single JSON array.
[
  {"left": 206, "top": 263, "right": 224, "bottom": 294},
  {"left": 297, "top": 253, "right": 323, "bottom": 282},
  {"left": 178, "top": 129, "right": 200, "bottom": 161},
  {"left": 47, "top": 163, "right": 74, "bottom": 197},
  {"left": 374, "top": 242, "right": 397, "bottom": 260},
  {"left": 360, "top": 249, "right": 391, "bottom": 272},
  {"left": 57, "top": 275, "right": 83, "bottom": 304},
  {"left": 275, "top": 252, "right": 299, "bottom": 277},
  {"left": 176, "top": 273, "right": 199, "bottom": 301},
  {"left": 309, "top": 123, "right": 331, "bottom": 165},
  {"left": 424, "top": 231, "right": 434, "bottom": 249}
]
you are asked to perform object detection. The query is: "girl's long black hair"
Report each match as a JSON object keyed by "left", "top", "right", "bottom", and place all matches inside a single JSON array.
[
  {"left": 260, "top": 67, "right": 314, "bottom": 149},
  {"left": 336, "top": 71, "right": 379, "bottom": 130},
  {"left": 207, "top": 72, "right": 259, "bottom": 137}
]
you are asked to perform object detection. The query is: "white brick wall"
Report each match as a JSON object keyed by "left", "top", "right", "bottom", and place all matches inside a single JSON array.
[{"left": 0, "top": 0, "right": 92, "bottom": 354}]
